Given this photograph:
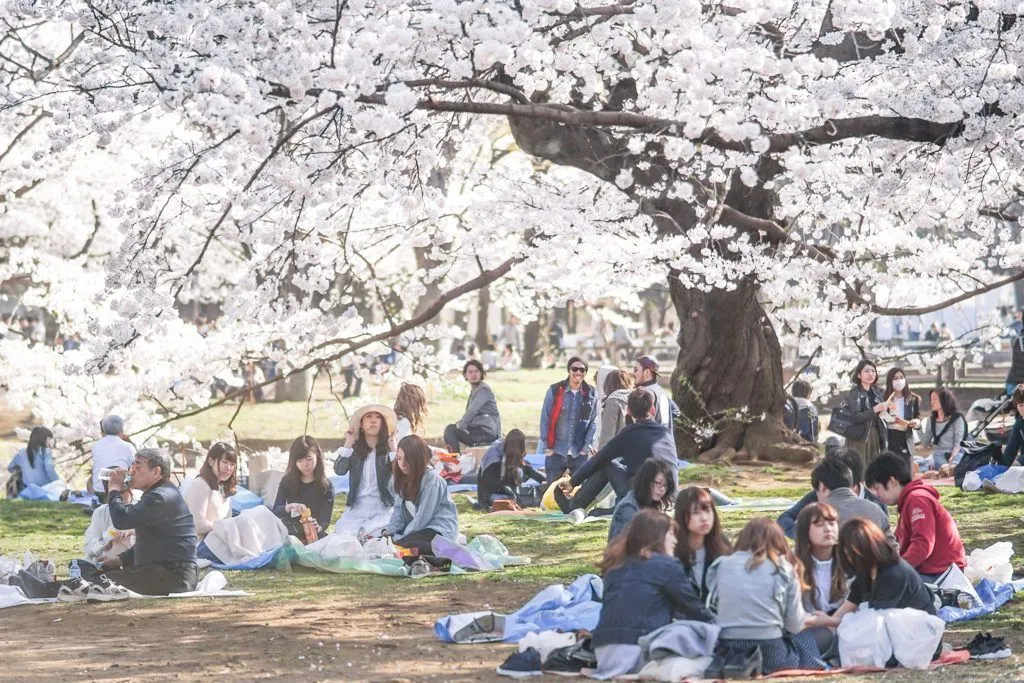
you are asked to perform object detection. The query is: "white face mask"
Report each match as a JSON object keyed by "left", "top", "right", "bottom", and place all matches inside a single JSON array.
[{"left": 892, "top": 378, "right": 906, "bottom": 391}]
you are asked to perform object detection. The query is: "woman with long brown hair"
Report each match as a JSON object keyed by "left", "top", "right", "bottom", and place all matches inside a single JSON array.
[
  {"left": 184, "top": 441, "right": 237, "bottom": 540},
  {"left": 273, "top": 435, "right": 334, "bottom": 537},
  {"left": 476, "top": 429, "right": 544, "bottom": 509},
  {"left": 590, "top": 509, "right": 710, "bottom": 678},
  {"left": 334, "top": 404, "right": 398, "bottom": 538},
  {"left": 794, "top": 503, "right": 846, "bottom": 613},
  {"left": 385, "top": 435, "right": 459, "bottom": 554},
  {"left": 673, "top": 486, "right": 731, "bottom": 598},
  {"left": 597, "top": 368, "right": 634, "bottom": 448},
  {"left": 815, "top": 518, "right": 935, "bottom": 629},
  {"left": 393, "top": 382, "right": 429, "bottom": 442},
  {"left": 707, "top": 518, "right": 826, "bottom": 674}
]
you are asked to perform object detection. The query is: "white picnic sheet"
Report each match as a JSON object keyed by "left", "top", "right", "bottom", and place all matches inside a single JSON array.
[{"left": 0, "top": 571, "right": 249, "bottom": 609}]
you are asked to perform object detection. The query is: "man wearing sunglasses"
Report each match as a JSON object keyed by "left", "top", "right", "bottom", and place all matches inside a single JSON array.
[{"left": 538, "top": 356, "right": 598, "bottom": 485}]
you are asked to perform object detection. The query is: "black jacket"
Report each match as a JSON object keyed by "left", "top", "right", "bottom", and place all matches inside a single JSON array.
[
  {"left": 334, "top": 448, "right": 394, "bottom": 507},
  {"left": 570, "top": 420, "right": 677, "bottom": 487},
  {"left": 108, "top": 481, "right": 197, "bottom": 567}
]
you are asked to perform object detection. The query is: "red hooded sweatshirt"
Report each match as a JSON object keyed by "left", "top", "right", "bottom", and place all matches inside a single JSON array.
[{"left": 895, "top": 479, "right": 966, "bottom": 575}]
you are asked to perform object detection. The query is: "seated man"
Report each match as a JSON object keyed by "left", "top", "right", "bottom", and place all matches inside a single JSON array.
[
  {"left": 443, "top": 360, "right": 502, "bottom": 454},
  {"left": 783, "top": 379, "right": 819, "bottom": 443},
  {"left": 90, "top": 414, "right": 136, "bottom": 503},
  {"left": 809, "top": 457, "right": 894, "bottom": 542},
  {"left": 553, "top": 389, "right": 676, "bottom": 514},
  {"left": 102, "top": 448, "right": 199, "bottom": 595},
  {"left": 778, "top": 448, "right": 886, "bottom": 539},
  {"left": 865, "top": 452, "right": 966, "bottom": 582}
]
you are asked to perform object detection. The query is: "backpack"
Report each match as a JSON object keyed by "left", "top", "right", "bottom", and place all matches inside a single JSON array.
[{"left": 785, "top": 397, "right": 818, "bottom": 442}]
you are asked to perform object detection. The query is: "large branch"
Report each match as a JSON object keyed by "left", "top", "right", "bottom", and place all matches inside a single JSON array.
[
  {"left": 855, "top": 269, "right": 1024, "bottom": 316},
  {"left": 125, "top": 254, "right": 523, "bottom": 440}
]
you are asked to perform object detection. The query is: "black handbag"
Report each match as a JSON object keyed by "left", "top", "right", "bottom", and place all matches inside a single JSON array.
[{"left": 828, "top": 402, "right": 868, "bottom": 441}]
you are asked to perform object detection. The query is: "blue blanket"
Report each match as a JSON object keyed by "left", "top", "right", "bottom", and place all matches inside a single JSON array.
[
  {"left": 210, "top": 546, "right": 282, "bottom": 571},
  {"left": 435, "top": 573, "right": 603, "bottom": 643},
  {"left": 938, "top": 578, "right": 1023, "bottom": 623}
]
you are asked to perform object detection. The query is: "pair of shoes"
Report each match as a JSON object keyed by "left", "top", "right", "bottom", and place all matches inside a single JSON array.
[
  {"left": 87, "top": 575, "right": 130, "bottom": 602},
  {"left": 966, "top": 633, "right": 1011, "bottom": 660},
  {"left": 57, "top": 577, "right": 92, "bottom": 602},
  {"left": 497, "top": 647, "right": 542, "bottom": 678},
  {"left": 542, "top": 638, "right": 596, "bottom": 676}
]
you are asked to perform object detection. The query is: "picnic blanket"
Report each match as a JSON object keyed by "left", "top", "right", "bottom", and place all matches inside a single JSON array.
[
  {"left": 436, "top": 573, "right": 603, "bottom": 643},
  {"left": 274, "top": 533, "right": 528, "bottom": 578},
  {"left": 938, "top": 578, "right": 1024, "bottom": 623},
  {"left": 0, "top": 571, "right": 249, "bottom": 610}
]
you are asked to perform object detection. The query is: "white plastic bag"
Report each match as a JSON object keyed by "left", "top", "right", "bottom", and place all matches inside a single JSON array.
[
  {"left": 838, "top": 608, "right": 892, "bottom": 668},
  {"left": 307, "top": 533, "right": 362, "bottom": 560},
  {"left": 936, "top": 564, "right": 983, "bottom": 608},
  {"left": 362, "top": 535, "right": 397, "bottom": 559},
  {"left": 883, "top": 608, "right": 945, "bottom": 670},
  {"left": 962, "top": 470, "right": 983, "bottom": 492},
  {"left": 964, "top": 541, "right": 1014, "bottom": 585}
]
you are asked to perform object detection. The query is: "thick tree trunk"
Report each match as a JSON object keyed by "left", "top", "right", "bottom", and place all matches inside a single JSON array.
[
  {"left": 474, "top": 286, "right": 491, "bottom": 349},
  {"left": 669, "top": 276, "right": 816, "bottom": 463},
  {"left": 521, "top": 319, "right": 541, "bottom": 369}
]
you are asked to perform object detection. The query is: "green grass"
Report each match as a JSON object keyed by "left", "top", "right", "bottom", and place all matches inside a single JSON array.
[{"left": 173, "top": 368, "right": 567, "bottom": 444}]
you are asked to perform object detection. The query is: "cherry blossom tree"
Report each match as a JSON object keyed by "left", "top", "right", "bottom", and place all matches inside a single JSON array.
[{"left": 4, "top": 0, "right": 1024, "bottom": 460}]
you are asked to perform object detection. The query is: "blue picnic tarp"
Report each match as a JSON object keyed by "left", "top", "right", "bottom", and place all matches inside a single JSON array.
[
  {"left": 210, "top": 546, "right": 282, "bottom": 571},
  {"left": 938, "top": 578, "right": 1024, "bottom": 623},
  {"left": 229, "top": 486, "right": 265, "bottom": 514}
]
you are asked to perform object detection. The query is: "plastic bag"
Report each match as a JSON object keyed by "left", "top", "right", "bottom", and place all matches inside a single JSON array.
[
  {"left": 962, "top": 470, "right": 983, "bottom": 492},
  {"left": 883, "top": 608, "right": 945, "bottom": 670},
  {"left": 362, "top": 535, "right": 397, "bottom": 559},
  {"left": 838, "top": 608, "right": 892, "bottom": 668},
  {"left": 935, "top": 564, "right": 982, "bottom": 608},
  {"left": 964, "top": 541, "right": 1014, "bottom": 585},
  {"left": 307, "top": 533, "right": 363, "bottom": 560}
]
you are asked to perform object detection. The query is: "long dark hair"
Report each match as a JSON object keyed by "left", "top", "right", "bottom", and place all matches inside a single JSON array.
[
  {"left": 838, "top": 518, "right": 900, "bottom": 591},
  {"left": 393, "top": 383, "right": 428, "bottom": 434},
  {"left": 500, "top": 429, "right": 527, "bottom": 486},
  {"left": 851, "top": 359, "right": 878, "bottom": 388},
  {"left": 883, "top": 367, "right": 919, "bottom": 406},
  {"left": 394, "top": 435, "right": 431, "bottom": 501},
  {"left": 795, "top": 503, "right": 845, "bottom": 606},
  {"left": 929, "top": 387, "right": 960, "bottom": 420},
  {"left": 353, "top": 412, "right": 391, "bottom": 462},
  {"left": 633, "top": 459, "right": 676, "bottom": 511},
  {"left": 26, "top": 427, "right": 53, "bottom": 468},
  {"left": 673, "top": 486, "right": 731, "bottom": 568},
  {"left": 198, "top": 441, "right": 238, "bottom": 496},
  {"left": 598, "top": 509, "right": 675, "bottom": 575},
  {"left": 283, "top": 435, "right": 330, "bottom": 497},
  {"left": 602, "top": 369, "right": 633, "bottom": 403}
]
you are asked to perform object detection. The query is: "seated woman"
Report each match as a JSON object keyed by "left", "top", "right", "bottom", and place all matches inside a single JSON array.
[
  {"left": 819, "top": 517, "right": 936, "bottom": 625},
  {"left": 334, "top": 405, "right": 398, "bottom": 539},
  {"left": 183, "top": 442, "right": 237, "bottom": 541},
  {"left": 476, "top": 429, "right": 544, "bottom": 509},
  {"left": 385, "top": 435, "right": 459, "bottom": 555},
  {"left": 591, "top": 509, "right": 711, "bottom": 678},
  {"left": 83, "top": 479, "right": 136, "bottom": 566},
  {"left": 608, "top": 458, "right": 676, "bottom": 541},
  {"left": 707, "top": 518, "right": 826, "bottom": 675},
  {"left": 6, "top": 426, "right": 60, "bottom": 496},
  {"left": 674, "top": 486, "right": 731, "bottom": 599},
  {"left": 795, "top": 503, "right": 846, "bottom": 662},
  {"left": 273, "top": 435, "right": 335, "bottom": 540}
]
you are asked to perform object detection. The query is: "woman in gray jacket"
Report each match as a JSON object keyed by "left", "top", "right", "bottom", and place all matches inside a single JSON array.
[
  {"left": 386, "top": 436, "right": 459, "bottom": 554},
  {"left": 598, "top": 369, "right": 634, "bottom": 448}
]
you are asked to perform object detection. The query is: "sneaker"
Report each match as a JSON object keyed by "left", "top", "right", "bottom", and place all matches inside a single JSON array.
[
  {"left": 57, "top": 577, "right": 92, "bottom": 602},
  {"left": 409, "top": 558, "right": 432, "bottom": 578},
  {"left": 967, "top": 633, "right": 1011, "bottom": 660},
  {"left": 87, "top": 575, "right": 130, "bottom": 602},
  {"left": 496, "top": 647, "right": 543, "bottom": 678},
  {"left": 568, "top": 509, "right": 586, "bottom": 524}
]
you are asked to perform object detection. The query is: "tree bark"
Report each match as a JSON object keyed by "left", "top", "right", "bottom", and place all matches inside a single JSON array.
[
  {"left": 521, "top": 319, "right": 541, "bottom": 369},
  {"left": 669, "top": 276, "right": 815, "bottom": 462},
  {"left": 474, "top": 286, "right": 491, "bottom": 349}
]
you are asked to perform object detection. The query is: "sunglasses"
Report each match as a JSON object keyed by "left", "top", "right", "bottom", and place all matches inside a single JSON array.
[{"left": 569, "top": 366, "right": 587, "bottom": 373}]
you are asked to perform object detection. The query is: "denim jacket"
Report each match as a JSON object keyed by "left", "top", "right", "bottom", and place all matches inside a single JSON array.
[
  {"left": 538, "top": 380, "right": 597, "bottom": 456},
  {"left": 334, "top": 447, "right": 395, "bottom": 507},
  {"left": 593, "top": 554, "right": 712, "bottom": 648}
]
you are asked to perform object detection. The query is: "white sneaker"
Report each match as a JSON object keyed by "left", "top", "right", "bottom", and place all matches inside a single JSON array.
[
  {"left": 87, "top": 575, "right": 130, "bottom": 602},
  {"left": 57, "top": 577, "right": 92, "bottom": 602},
  {"left": 568, "top": 509, "right": 586, "bottom": 524}
]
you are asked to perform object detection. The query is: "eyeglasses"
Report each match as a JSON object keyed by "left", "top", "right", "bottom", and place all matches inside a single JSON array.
[{"left": 569, "top": 367, "right": 586, "bottom": 373}]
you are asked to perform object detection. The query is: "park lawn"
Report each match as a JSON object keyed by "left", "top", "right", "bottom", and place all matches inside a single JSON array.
[
  {"left": 3, "top": 466, "right": 1024, "bottom": 680},
  {"left": 173, "top": 367, "right": 568, "bottom": 445}
]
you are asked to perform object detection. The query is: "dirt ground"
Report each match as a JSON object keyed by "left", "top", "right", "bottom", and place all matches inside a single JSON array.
[{"left": 2, "top": 578, "right": 1022, "bottom": 683}]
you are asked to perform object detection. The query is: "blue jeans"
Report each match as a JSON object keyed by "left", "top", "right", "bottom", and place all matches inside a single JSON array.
[{"left": 545, "top": 453, "right": 585, "bottom": 485}]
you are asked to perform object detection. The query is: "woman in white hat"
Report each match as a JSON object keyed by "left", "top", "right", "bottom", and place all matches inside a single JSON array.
[{"left": 334, "top": 404, "right": 399, "bottom": 538}]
